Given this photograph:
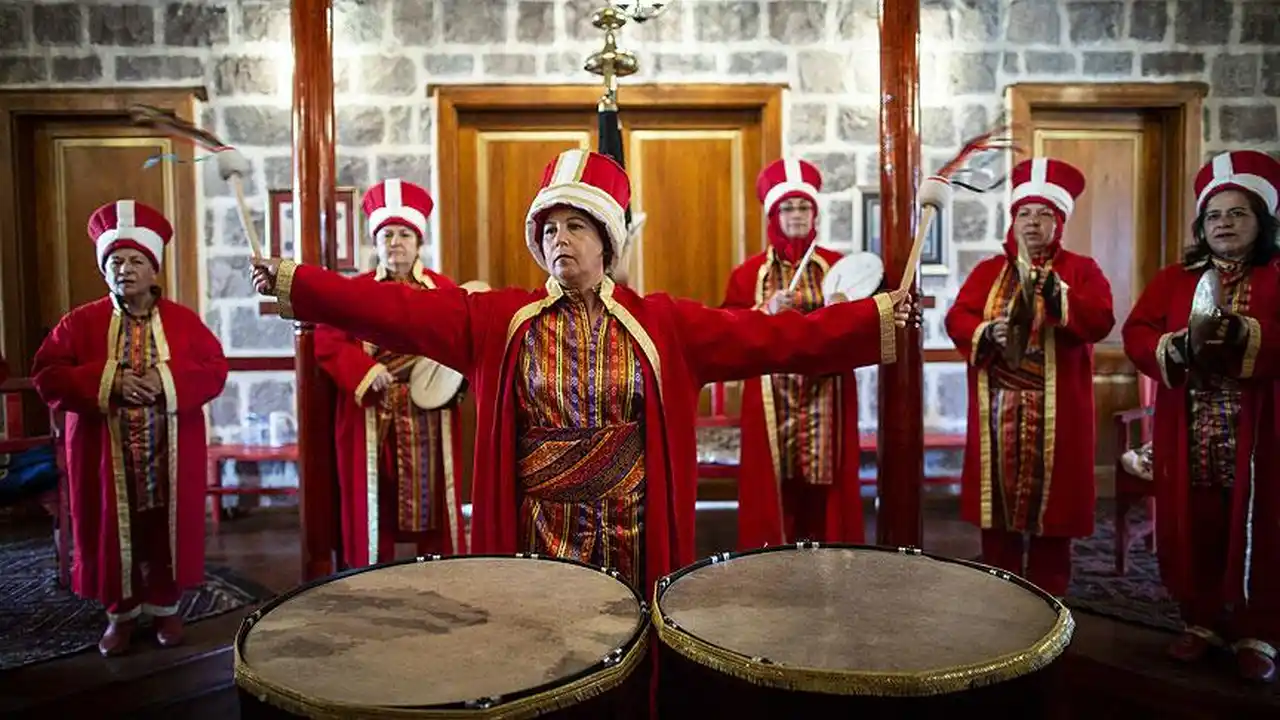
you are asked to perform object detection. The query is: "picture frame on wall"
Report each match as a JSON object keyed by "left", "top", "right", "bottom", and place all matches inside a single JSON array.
[
  {"left": 265, "top": 187, "right": 360, "bottom": 272},
  {"left": 858, "top": 187, "right": 948, "bottom": 275}
]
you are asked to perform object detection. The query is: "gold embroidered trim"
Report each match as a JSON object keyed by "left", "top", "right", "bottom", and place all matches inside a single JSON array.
[
  {"left": 441, "top": 409, "right": 462, "bottom": 553},
  {"left": 363, "top": 405, "right": 379, "bottom": 565},
  {"left": 151, "top": 314, "right": 180, "bottom": 572},
  {"left": 98, "top": 358, "right": 120, "bottom": 415},
  {"left": 1240, "top": 316, "right": 1261, "bottom": 379},
  {"left": 1036, "top": 331, "right": 1058, "bottom": 534},
  {"left": 354, "top": 363, "right": 387, "bottom": 406},
  {"left": 600, "top": 277, "right": 664, "bottom": 397},
  {"left": 276, "top": 259, "right": 299, "bottom": 320},
  {"left": 1154, "top": 332, "right": 1176, "bottom": 389},
  {"left": 234, "top": 609, "right": 650, "bottom": 719},
  {"left": 653, "top": 573, "right": 1075, "bottom": 695},
  {"left": 104, "top": 310, "right": 132, "bottom": 599},
  {"left": 873, "top": 293, "right": 896, "bottom": 365},
  {"left": 975, "top": 265, "right": 1006, "bottom": 530},
  {"left": 969, "top": 321, "right": 992, "bottom": 366},
  {"left": 1057, "top": 279, "right": 1071, "bottom": 328}
]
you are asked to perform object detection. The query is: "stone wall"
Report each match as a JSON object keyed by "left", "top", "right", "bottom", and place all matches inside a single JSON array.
[{"left": 1, "top": 0, "right": 1278, "bottom": 445}]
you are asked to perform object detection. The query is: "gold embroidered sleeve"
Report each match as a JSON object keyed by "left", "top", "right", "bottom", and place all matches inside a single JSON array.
[
  {"left": 969, "top": 321, "right": 993, "bottom": 366},
  {"left": 873, "top": 293, "right": 897, "bottom": 365},
  {"left": 1239, "top": 316, "right": 1262, "bottom": 379},
  {"left": 275, "top": 259, "right": 300, "bottom": 320},
  {"left": 96, "top": 360, "right": 120, "bottom": 415},
  {"left": 354, "top": 363, "right": 389, "bottom": 405},
  {"left": 1154, "top": 331, "right": 1181, "bottom": 388}
]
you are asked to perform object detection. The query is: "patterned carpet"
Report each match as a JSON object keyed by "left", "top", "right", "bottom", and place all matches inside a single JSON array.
[
  {"left": 1064, "top": 508, "right": 1181, "bottom": 634},
  {"left": 0, "top": 534, "right": 275, "bottom": 671}
]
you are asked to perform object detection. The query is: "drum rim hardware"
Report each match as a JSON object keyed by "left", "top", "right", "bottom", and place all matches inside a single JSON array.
[
  {"left": 234, "top": 554, "right": 651, "bottom": 719},
  {"left": 651, "top": 543, "right": 1076, "bottom": 697}
]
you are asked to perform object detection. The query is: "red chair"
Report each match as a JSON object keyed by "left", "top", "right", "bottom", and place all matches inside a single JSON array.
[
  {"left": 0, "top": 377, "right": 71, "bottom": 587},
  {"left": 1113, "top": 375, "right": 1157, "bottom": 576}
]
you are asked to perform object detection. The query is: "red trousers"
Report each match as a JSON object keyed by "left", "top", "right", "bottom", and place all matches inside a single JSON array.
[
  {"left": 781, "top": 479, "right": 830, "bottom": 542},
  {"left": 1175, "top": 487, "right": 1280, "bottom": 645},
  {"left": 106, "top": 508, "right": 181, "bottom": 621},
  {"left": 981, "top": 529, "right": 1073, "bottom": 596}
]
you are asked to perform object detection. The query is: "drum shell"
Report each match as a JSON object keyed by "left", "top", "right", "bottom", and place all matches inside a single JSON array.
[
  {"left": 234, "top": 555, "right": 652, "bottom": 720},
  {"left": 654, "top": 543, "right": 1073, "bottom": 720}
]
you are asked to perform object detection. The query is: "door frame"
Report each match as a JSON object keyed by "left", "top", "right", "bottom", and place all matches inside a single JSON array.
[
  {"left": 0, "top": 86, "right": 206, "bottom": 369},
  {"left": 1007, "top": 82, "right": 1208, "bottom": 273},
  {"left": 432, "top": 83, "right": 785, "bottom": 281}
]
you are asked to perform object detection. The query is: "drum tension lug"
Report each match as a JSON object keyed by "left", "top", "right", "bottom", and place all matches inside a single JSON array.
[
  {"left": 750, "top": 656, "right": 776, "bottom": 666},
  {"left": 465, "top": 696, "right": 501, "bottom": 710},
  {"left": 602, "top": 647, "right": 625, "bottom": 666}
]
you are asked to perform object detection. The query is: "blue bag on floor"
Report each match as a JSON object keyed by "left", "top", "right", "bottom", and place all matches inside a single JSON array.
[{"left": 0, "top": 445, "right": 59, "bottom": 507}]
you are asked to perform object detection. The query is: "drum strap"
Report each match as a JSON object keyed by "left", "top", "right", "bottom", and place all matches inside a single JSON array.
[{"left": 517, "top": 423, "right": 644, "bottom": 502}]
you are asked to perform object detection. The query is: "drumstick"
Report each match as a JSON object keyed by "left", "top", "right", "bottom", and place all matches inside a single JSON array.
[
  {"left": 897, "top": 204, "right": 937, "bottom": 293},
  {"left": 230, "top": 175, "right": 265, "bottom": 260},
  {"left": 787, "top": 240, "right": 820, "bottom": 293}
]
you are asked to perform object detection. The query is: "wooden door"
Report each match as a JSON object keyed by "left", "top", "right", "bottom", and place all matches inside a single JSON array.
[
  {"left": 31, "top": 121, "right": 189, "bottom": 333},
  {"left": 1029, "top": 109, "right": 1169, "bottom": 466}
]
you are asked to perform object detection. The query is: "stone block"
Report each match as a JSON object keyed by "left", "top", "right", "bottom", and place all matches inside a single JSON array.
[
  {"left": 728, "top": 52, "right": 787, "bottom": 76},
  {"left": 90, "top": 4, "right": 155, "bottom": 46},
  {"left": 834, "top": 0, "right": 877, "bottom": 43},
  {"left": 803, "top": 152, "right": 857, "bottom": 193},
  {"left": 1173, "top": 0, "right": 1231, "bottom": 45},
  {"left": 392, "top": 1, "right": 438, "bottom": 44},
  {"left": 767, "top": 1, "right": 824, "bottom": 44},
  {"left": 789, "top": 103, "right": 827, "bottom": 146},
  {"left": 955, "top": 0, "right": 1001, "bottom": 42},
  {"left": 796, "top": 50, "right": 848, "bottom": 94},
  {"left": 207, "top": 255, "right": 258, "bottom": 299},
  {"left": 164, "top": 3, "right": 229, "bottom": 47},
  {"left": 1003, "top": 52, "right": 1021, "bottom": 76},
  {"left": 827, "top": 197, "right": 854, "bottom": 246},
  {"left": 921, "top": 6, "right": 953, "bottom": 42},
  {"left": 247, "top": 379, "right": 296, "bottom": 415},
  {"left": 1242, "top": 3, "right": 1280, "bottom": 45},
  {"left": 335, "top": 0, "right": 385, "bottom": 45},
  {"left": 0, "top": 57, "right": 49, "bottom": 84},
  {"left": 950, "top": 52, "right": 999, "bottom": 94},
  {"left": 0, "top": 6, "right": 27, "bottom": 49},
  {"left": 52, "top": 55, "right": 102, "bottom": 82},
  {"left": 1067, "top": 1, "right": 1122, "bottom": 43},
  {"left": 1263, "top": 54, "right": 1280, "bottom": 98},
  {"left": 34, "top": 4, "right": 81, "bottom": 45},
  {"left": 543, "top": 52, "right": 582, "bottom": 76},
  {"left": 224, "top": 105, "right": 292, "bottom": 146},
  {"left": 1220, "top": 106, "right": 1279, "bottom": 143},
  {"left": 203, "top": 208, "right": 218, "bottom": 248},
  {"left": 956, "top": 248, "right": 993, "bottom": 278},
  {"left": 562, "top": 0, "right": 599, "bottom": 41},
  {"left": 387, "top": 106, "right": 413, "bottom": 145},
  {"left": 652, "top": 54, "right": 717, "bottom": 75},
  {"left": 922, "top": 107, "right": 956, "bottom": 147},
  {"left": 417, "top": 106, "right": 433, "bottom": 145},
  {"left": 836, "top": 105, "right": 876, "bottom": 145},
  {"left": 214, "top": 55, "right": 278, "bottom": 96},
  {"left": 1212, "top": 54, "right": 1260, "bottom": 98},
  {"left": 483, "top": 53, "right": 538, "bottom": 76},
  {"left": 209, "top": 380, "right": 241, "bottom": 428},
  {"left": 362, "top": 54, "right": 420, "bottom": 95},
  {"left": 229, "top": 307, "right": 295, "bottom": 351},
  {"left": 239, "top": 2, "right": 288, "bottom": 43},
  {"left": 958, "top": 105, "right": 991, "bottom": 144},
  {"left": 632, "top": 3, "right": 684, "bottom": 42},
  {"left": 116, "top": 55, "right": 204, "bottom": 81},
  {"left": 516, "top": 2, "right": 555, "bottom": 44},
  {"left": 437, "top": 0, "right": 501, "bottom": 42},
  {"left": 336, "top": 106, "right": 387, "bottom": 146},
  {"left": 695, "top": 2, "right": 761, "bottom": 42},
  {"left": 376, "top": 154, "right": 432, "bottom": 185},
  {"left": 933, "top": 366, "right": 968, "bottom": 423},
  {"left": 952, "top": 200, "right": 989, "bottom": 243},
  {"left": 1025, "top": 52, "right": 1078, "bottom": 75},
  {"left": 221, "top": 206, "right": 265, "bottom": 250},
  {"left": 1128, "top": 0, "right": 1167, "bottom": 41},
  {"left": 1140, "top": 52, "right": 1205, "bottom": 77},
  {"left": 1082, "top": 51, "right": 1133, "bottom": 76},
  {"left": 425, "top": 54, "right": 475, "bottom": 76},
  {"left": 263, "top": 156, "right": 292, "bottom": 190},
  {"left": 1006, "top": 0, "right": 1060, "bottom": 44}
]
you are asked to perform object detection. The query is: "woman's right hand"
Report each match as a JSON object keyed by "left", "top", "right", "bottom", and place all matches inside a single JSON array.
[
  {"left": 988, "top": 318, "right": 1010, "bottom": 347},
  {"left": 251, "top": 258, "right": 282, "bottom": 295}
]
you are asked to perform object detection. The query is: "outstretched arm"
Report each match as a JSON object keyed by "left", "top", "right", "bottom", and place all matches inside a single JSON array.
[
  {"left": 158, "top": 313, "right": 229, "bottom": 413},
  {"left": 273, "top": 260, "right": 476, "bottom": 377},
  {"left": 1047, "top": 259, "right": 1115, "bottom": 344},
  {"left": 678, "top": 293, "right": 897, "bottom": 386},
  {"left": 31, "top": 314, "right": 114, "bottom": 416},
  {"left": 1122, "top": 271, "right": 1186, "bottom": 389},
  {"left": 315, "top": 324, "right": 385, "bottom": 407}
]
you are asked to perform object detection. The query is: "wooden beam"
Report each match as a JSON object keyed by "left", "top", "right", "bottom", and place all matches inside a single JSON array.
[
  {"left": 875, "top": 0, "right": 924, "bottom": 548},
  {"left": 291, "top": 0, "right": 340, "bottom": 582}
]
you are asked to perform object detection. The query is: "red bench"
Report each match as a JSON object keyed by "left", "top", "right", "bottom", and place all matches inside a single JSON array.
[
  {"left": 206, "top": 443, "right": 300, "bottom": 534},
  {"left": 1, "top": 377, "right": 71, "bottom": 588}
]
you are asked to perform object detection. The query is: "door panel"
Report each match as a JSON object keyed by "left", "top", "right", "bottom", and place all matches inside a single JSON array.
[{"left": 33, "top": 122, "right": 182, "bottom": 330}]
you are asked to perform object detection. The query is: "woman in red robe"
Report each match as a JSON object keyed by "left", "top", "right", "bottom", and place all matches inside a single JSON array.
[
  {"left": 253, "top": 149, "right": 911, "bottom": 593},
  {"left": 315, "top": 179, "right": 466, "bottom": 567},
  {"left": 32, "top": 200, "right": 228, "bottom": 656},
  {"left": 944, "top": 158, "right": 1115, "bottom": 597},
  {"left": 721, "top": 158, "right": 864, "bottom": 548},
  {"left": 1123, "top": 149, "right": 1280, "bottom": 683}
]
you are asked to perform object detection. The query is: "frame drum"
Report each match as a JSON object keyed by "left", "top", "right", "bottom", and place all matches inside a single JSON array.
[
  {"left": 653, "top": 543, "right": 1074, "bottom": 718},
  {"left": 235, "top": 555, "right": 650, "bottom": 719}
]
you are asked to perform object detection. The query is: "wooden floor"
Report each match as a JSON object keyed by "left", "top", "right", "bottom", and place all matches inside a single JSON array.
[{"left": 1, "top": 502, "right": 1277, "bottom": 719}]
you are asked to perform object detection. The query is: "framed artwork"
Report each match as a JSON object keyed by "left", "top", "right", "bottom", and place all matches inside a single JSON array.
[
  {"left": 859, "top": 187, "right": 948, "bottom": 275},
  {"left": 266, "top": 187, "right": 360, "bottom": 272}
]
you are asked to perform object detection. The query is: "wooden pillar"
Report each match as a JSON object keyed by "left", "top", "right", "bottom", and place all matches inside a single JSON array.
[
  {"left": 875, "top": 0, "right": 924, "bottom": 548},
  {"left": 291, "top": 0, "right": 340, "bottom": 581}
]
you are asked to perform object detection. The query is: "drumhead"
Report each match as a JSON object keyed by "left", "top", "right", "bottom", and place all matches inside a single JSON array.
[
  {"left": 235, "top": 555, "right": 649, "bottom": 716},
  {"left": 653, "top": 544, "right": 1073, "bottom": 696}
]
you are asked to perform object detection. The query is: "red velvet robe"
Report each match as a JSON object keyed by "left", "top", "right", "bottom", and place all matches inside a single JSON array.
[
  {"left": 945, "top": 249, "right": 1114, "bottom": 538},
  {"left": 31, "top": 295, "right": 228, "bottom": 605},
  {"left": 314, "top": 262, "right": 466, "bottom": 567},
  {"left": 721, "top": 246, "right": 864, "bottom": 547},
  {"left": 1122, "top": 260, "right": 1280, "bottom": 607},
  {"left": 275, "top": 260, "right": 897, "bottom": 591}
]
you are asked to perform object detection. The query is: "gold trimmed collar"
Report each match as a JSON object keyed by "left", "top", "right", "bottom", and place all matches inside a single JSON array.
[
  {"left": 374, "top": 259, "right": 432, "bottom": 287},
  {"left": 110, "top": 286, "right": 161, "bottom": 317}
]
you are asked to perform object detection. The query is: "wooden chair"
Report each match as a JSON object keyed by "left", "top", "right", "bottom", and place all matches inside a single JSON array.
[
  {"left": 1113, "top": 375, "right": 1157, "bottom": 576},
  {"left": 0, "top": 377, "right": 71, "bottom": 587}
]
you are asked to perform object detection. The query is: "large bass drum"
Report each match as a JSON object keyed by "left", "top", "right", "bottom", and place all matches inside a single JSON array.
[
  {"left": 235, "top": 554, "right": 649, "bottom": 719},
  {"left": 653, "top": 543, "right": 1073, "bottom": 718}
]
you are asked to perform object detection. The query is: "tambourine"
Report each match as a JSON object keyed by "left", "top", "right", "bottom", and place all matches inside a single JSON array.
[
  {"left": 407, "top": 280, "right": 491, "bottom": 410},
  {"left": 821, "top": 251, "right": 884, "bottom": 301}
]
